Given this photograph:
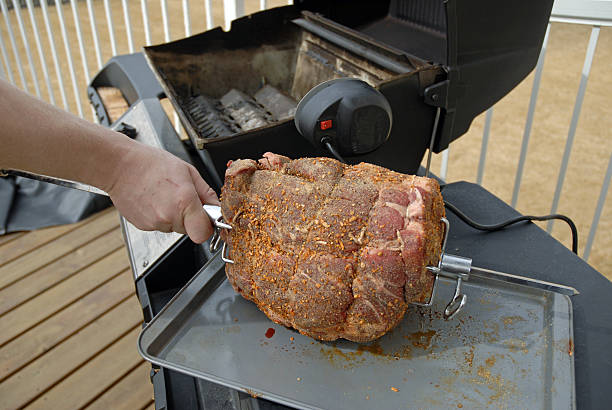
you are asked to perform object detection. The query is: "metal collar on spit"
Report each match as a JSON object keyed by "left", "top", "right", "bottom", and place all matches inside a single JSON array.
[
  {"left": 413, "top": 216, "right": 578, "bottom": 319},
  {"left": 412, "top": 217, "right": 472, "bottom": 319},
  {"left": 203, "top": 205, "right": 234, "bottom": 264}
]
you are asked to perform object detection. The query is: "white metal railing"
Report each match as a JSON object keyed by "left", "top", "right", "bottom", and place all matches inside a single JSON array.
[
  {"left": 547, "top": 26, "right": 600, "bottom": 232},
  {"left": 1, "top": 0, "right": 27, "bottom": 91},
  {"left": 511, "top": 24, "right": 551, "bottom": 208},
  {"left": 0, "top": 0, "right": 609, "bottom": 274},
  {"left": 26, "top": 0, "right": 55, "bottom": 102}
]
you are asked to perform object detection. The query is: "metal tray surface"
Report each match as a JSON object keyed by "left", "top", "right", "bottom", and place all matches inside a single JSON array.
[{"left": 138, "top": 253, "right": 575, "bottom": 410}]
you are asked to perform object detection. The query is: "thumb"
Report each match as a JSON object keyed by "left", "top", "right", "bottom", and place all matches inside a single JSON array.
[{"left": 183, "top": 195, "right": 214, "bottom": 243}]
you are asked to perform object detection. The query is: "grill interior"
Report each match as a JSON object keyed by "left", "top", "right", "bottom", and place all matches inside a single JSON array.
[
  {"left": 145, "top": 14, "right": 410, "bottom": 145},
  {"left": 144, "top": 7, "right": 444, "bottom": 180}
]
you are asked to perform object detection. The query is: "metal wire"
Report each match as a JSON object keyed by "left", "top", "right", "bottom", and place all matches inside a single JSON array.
[
  {"left": 443, "top": 200, "right": 578, "bottom": 254},
  {"left": 424, "top": 107, "right": 441, "bottom": 178},
  {"left": 322, "top": 139, "right": 346, "bottom": 164}
]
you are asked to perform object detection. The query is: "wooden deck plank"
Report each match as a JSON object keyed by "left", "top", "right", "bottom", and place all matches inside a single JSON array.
[
  {"left": 0, "top": 208, "right": 111, "bottom": 266},
  {"left": 0, "top": 298, "right": 142, "bottom": 409},
  {"left": 0, "top": 270, "right": 135, "bottom": 381},
  {"left": 97, "top": 86, "right": 130, "bottom": 124},
  {"left": 0, "top": 227, "right": 125, "bottom": 315},
  {"left": 0, "top": 248, "right": 130, "bottom": 346},
  {"left": 0, "top": 206, "right": 153, "bottom": 410},
  {"left": 25, "top": 327, "right": 145, "bottom": 410},
  {"left": 0, "top": 231, "right": 26, "bottom": 246},
  {"left": 0, "top": 209, "right": 120, "bottom": 289},
  {"left": 85, "top": 361, "right": 154, "bottom": 410}
]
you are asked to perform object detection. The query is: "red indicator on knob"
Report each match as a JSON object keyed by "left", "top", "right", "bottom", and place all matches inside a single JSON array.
[{"left": 320, "top": 120, "right": 333, "bottom": 130}]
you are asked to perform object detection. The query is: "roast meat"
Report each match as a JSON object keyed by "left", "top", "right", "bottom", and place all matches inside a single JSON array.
[{"left": 220, "top": 153, "right": 445, "bottom": 342}]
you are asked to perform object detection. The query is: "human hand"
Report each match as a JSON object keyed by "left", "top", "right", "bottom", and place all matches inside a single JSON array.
[{"left": 105, "top": 141, "right": 219, "bottom": 243}]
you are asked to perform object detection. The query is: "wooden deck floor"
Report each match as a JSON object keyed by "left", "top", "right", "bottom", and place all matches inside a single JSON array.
[{"left": 0, "top": 207, "right": 154, "bottom": 410}]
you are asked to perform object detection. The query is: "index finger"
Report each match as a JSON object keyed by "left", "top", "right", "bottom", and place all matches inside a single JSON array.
[{"left": 189, "top": 166, "right": 220, "bottom": 206}]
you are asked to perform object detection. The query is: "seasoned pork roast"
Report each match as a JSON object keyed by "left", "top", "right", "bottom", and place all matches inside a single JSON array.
[{"left": 220, "top": 153, "right": 445, "bottom": 342}]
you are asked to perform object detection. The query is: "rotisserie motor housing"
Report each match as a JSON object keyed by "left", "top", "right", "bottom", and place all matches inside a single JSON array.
[{"left": 294, "top": 78, "right": 392, "bottom": 155}]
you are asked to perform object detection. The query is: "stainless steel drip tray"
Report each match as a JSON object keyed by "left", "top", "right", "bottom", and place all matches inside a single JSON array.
[{"left": 138, "top": 253, "right": 575, "bottom": 410}]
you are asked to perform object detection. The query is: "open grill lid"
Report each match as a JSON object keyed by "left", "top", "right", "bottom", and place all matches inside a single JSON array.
[
  {"left": 140, "top": 0, "right": 554, "bottom": 179},
  {"left": 294, "top": 0, "right": 554, "bottom": 152}
]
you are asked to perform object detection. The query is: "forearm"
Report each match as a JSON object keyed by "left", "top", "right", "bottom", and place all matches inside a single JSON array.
[
  {"left": 0, "top": 79, "right": 130, "bottom": 191},
  {"left": 1, "top": 79, "right": 218, "bottom": 243}
]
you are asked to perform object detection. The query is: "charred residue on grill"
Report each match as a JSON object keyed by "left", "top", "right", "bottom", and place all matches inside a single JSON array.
[{"left": 183, "top": 86, "right": 298, "bottom": 141}]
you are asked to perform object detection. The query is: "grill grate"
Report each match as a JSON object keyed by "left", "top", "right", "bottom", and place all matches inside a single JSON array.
[
  {"left": 184, "top": 95, "right": 238, "bottom": 139},
  {"left": 183, "top": 86, "right": 297, "bottom": 141}
]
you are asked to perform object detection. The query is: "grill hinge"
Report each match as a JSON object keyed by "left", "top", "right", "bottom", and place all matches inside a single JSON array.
[{"left": 423, "top": 79, "right": 449, "bottom": 108}]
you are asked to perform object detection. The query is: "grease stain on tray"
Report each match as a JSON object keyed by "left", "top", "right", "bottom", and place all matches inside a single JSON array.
[
  {"left": 319, "top": 344, "right": 367, "bottom": 368},
  {"left": 464, "top": 346, "right": 475, "bottom": 368},
  {"left": 404, "top": 329, "right": 437, "bottom": 349},
  {"left": 319, "top": 329, "right": 443, "bottom": 369},
  {"left": 501, "top": 338, "right": 529, "bottom": 353},
  {"left": 357, "top": 342, "right": 384, "bottom": 356},
  {"left": 316, "top": 338, "right": 420, "bottom": 369},
  {"left": 501, "top": 315, "right": 526, "bottom": 329},
  {"left": 473, "top": 364, "right": 517, "bottom": 406}
]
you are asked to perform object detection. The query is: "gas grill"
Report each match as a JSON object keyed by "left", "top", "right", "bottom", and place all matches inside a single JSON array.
[
  {"left": 83, "top": 1, "right": 602, "bottom": 409},
  {"left": 91, "top": 0, "right": 553, "bottom": 188}
]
